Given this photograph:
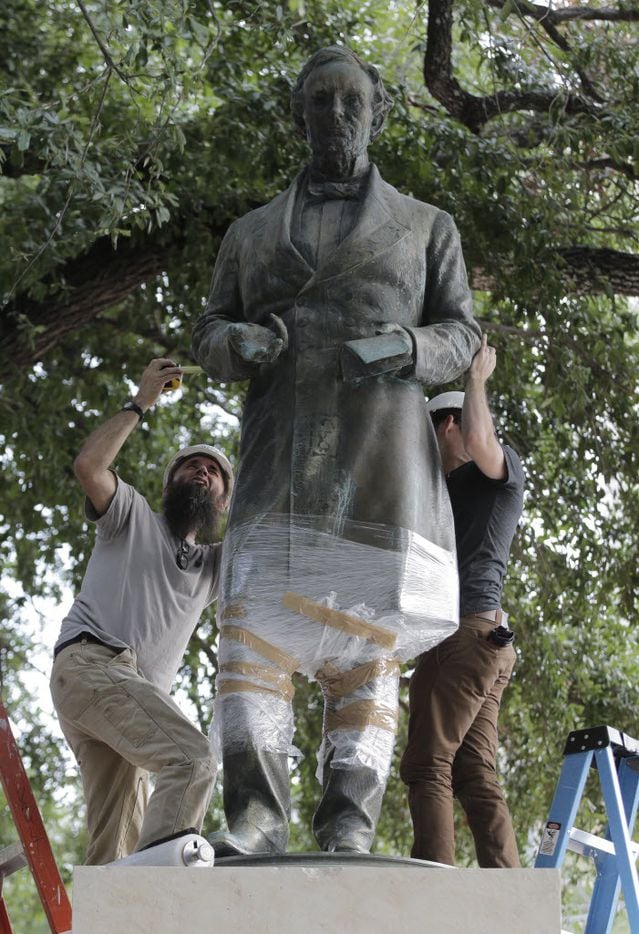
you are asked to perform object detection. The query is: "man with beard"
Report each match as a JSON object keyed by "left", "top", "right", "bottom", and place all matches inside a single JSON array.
[
  {"left": 50, "top": 358, "right": 233, "bottom": 865},
  {"left": 192, "top": 46, "right": 479, "bottom": 856}
]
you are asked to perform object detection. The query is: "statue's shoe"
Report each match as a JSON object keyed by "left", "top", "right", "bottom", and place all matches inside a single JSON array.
[
  {"left": 325, "top": 841, "right": 370, "bottom": 854},
  {"left": 207, "top": 830, "right": 283, "bottom": 858}
]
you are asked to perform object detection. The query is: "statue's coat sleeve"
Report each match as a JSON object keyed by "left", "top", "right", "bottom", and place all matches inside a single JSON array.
[
  {"left": 405, "top": 209, "right": 479, "bottom": 387},
  {"left": 192, "top": 220, "right": 256, "bottom": 382}
]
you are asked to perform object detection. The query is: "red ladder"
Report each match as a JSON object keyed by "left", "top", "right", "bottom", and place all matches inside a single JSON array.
[{"left": 0, "top": 700, "right": 72, "bottom": 934}]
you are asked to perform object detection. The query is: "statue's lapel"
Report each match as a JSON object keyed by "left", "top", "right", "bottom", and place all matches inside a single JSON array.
[
  {"left": 261, "top": 170, "right": 315, "bottom": 285},
  {"left": 307, "top": 165, "right": 411, "bottom": 286}
]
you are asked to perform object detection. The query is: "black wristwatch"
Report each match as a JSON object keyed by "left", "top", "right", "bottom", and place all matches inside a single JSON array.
[{"left": 121, "top": 401, "right": 145, "bottom": 422}]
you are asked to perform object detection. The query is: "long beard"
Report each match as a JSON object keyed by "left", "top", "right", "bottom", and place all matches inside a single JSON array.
[
  {"left": 163, "top": 481, "right": 224, "bottom": 543},
  {"left": 316, "top": 140, "right": 354, "bottom": 178},
  {"left": 311, "top": 127, "right": 363, "bottom": 179}
]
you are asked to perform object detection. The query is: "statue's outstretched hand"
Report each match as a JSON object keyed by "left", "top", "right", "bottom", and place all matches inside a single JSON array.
[{"left": 228, "top": 320, "right": 285, "bottom": 365}]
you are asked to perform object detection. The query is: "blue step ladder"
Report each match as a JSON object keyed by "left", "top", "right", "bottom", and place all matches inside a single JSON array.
[{"left": 535, "top": 725, "right": 639, "bottom": 933}]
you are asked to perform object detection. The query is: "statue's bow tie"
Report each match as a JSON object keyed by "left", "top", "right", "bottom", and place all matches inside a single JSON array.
[{"left": 306, "top": 176, "right": 367, "bottom": 203}]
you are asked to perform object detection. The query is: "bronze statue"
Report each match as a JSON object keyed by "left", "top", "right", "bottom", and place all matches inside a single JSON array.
[{"left": 192, "top": 45, "right": 480, "bottom": 857}]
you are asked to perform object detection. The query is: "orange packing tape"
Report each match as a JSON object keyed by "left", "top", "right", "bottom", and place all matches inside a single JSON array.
[
  {"left": 221, "top": 603, "right": 247, "bottom": 620},
  {"left": 316, "top": 658, "right": 400, "bottom": 697},
  {"left": 221, "top": 625, "right": 299, "bottom": 674},
  {"left": 282, "top": 592, "right": 397, "bottom": 650},
  {"left": 325, "top": 700, "right": 399, "bottom": 734},
  {"left": 219, "top": 661, "right": 295, "bottom": 698},
  {"left": 217, "top": 679, "right": 294, "bottom": 701}
]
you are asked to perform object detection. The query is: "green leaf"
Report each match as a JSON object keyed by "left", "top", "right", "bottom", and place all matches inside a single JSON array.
[{"left": 16, "top": 129, "right": 31, "bottom": 151}]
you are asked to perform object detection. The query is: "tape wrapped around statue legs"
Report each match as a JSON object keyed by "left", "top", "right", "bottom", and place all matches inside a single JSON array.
[{"left": 208, "top": 513, "right": 458, "bottom": 782}]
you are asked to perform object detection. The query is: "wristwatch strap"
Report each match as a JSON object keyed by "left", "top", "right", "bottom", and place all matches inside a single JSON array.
[{"left": 121, "top": 401, "right": 144, "bottom": 421}]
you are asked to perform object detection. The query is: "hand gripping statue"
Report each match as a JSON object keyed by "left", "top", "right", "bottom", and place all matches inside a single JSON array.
[{"left": 192, "top": 45, "right": 481, "bottom": 856}]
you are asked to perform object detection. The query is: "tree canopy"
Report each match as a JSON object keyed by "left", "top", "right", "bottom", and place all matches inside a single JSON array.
[{"left": 1, "top": 0, "right": 638, "bottom": 928}]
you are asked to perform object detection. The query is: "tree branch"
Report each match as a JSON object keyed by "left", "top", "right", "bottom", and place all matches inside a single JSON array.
[
  {"left": 478, "top": 319, "right": 629, "bottom": 391},
  {"left": 558, "top": 246, "right": 639, "bottom": 295},
  {"left": 492, "top": 137, "right": 638, "bottom": 180},
  {"left": 424, "top": 0, "right": 601, "bottom": 132},
  {"left": 406, "top": 96, "right": 442, "bottom": 117},
  {"left": 7, "top": 68, "right": 113, "bottom": 301},
  {"left": 582, "top": 158, "right": 638, "bottom": 182},
  {"left": 75, "top": 0, "right": 131, "bottom": 85},
  {"left": 488, "top": 0, "right": 639, "bottom": 25},
  {"left": 188, "top": 632, "right": 218, "bottom": 672},
  {"left": 471, "top": 246, "right": 639, "bottom": 297},
  {"left": 203, "top": 387, "right": 243, "bottom": 422},
  {"left": 0, "top": 151, "right": 49, "bottom": 179},
  {"left": 0, "top": 232, "right": 171, "bottom": 368}
]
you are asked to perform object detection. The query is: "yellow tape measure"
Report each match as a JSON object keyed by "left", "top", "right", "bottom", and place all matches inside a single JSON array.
[{"left": 163, "top": 365, "right": 203, "bottom": 392}]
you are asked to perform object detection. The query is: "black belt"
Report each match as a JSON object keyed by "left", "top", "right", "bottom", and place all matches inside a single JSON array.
[{"left": 54, "top": 632, "right": 118, "bottom": 659}]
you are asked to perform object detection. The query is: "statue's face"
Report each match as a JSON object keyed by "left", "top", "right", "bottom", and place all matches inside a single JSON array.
[{"left": 302, "top": 60, "right": 375, "bottom": 167}]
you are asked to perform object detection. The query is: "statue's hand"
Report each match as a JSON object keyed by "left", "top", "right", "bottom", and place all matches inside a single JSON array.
[
  {"left": 341, "top": 327, "right": 414, "bottom": 382},
  {"left": 268, "top": 314, "right": 289, "bottom": 351},
  {"left": 228, "top": 321, "right": 284, "bottom": 365}
]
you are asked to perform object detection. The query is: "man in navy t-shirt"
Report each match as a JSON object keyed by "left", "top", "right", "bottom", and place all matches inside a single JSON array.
[{"left": 400, "top": 335, "right": 524, "bottom": 867}]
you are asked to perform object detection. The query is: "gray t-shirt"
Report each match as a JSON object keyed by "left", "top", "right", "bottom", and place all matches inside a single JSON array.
[
  {"left": 446, "top": 445, "right": 524, "bottom": 617},
  {"left": 55, "top": 477, "right": 221, "bottom": 693}
]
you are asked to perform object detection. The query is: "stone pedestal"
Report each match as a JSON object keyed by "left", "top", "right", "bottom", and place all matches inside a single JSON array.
[{"left": 72, "top": 853, "right": 561, "bottom": 933}]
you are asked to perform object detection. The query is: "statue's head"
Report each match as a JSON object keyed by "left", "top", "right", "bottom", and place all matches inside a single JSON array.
[{"left": 291, "top": 46, "right": 393, "bottom": 171}]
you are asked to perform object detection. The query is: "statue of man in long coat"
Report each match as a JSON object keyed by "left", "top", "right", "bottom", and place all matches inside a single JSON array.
[{"left": 192, "top": 45, "right": 481, "bottom": 857}]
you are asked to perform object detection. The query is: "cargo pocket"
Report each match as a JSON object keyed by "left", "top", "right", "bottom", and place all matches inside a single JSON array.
[
  {"left": 91, "top": 681, "right": 160, "bottom": 752},
  {"left": 51, "top": 671, "right": 97, "bottom": 722}
]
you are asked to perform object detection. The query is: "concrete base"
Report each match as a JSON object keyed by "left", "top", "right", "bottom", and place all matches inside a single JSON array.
[{"left": 72, "top": 855, "right": 561, "bottom": 933}]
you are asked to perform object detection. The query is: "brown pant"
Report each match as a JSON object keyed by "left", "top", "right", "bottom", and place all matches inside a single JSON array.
[
  {"left": 399, "top": 616, "right": 520, "bottom": 867},
  {"left": 50, "top": 640, "right": 215, "bottom": 865}
]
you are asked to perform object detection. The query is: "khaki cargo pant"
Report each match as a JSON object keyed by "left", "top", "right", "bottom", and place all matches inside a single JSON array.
[
  {"left": 399, "top": 615, "right": 520, "bottom": 867},
  {"left": 50, "top": 639, "right": 215, "bottom": 865}
]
